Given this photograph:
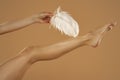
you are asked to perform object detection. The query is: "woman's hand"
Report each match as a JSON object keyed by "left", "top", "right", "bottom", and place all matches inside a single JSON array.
[
  {"left": 0, "top": 12, "right": 53, "bottom": 35},
  {"left": 33, "top": 12, "right": 53, "bottom": 23}
]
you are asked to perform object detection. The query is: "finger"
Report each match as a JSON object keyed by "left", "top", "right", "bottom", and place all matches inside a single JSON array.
[{"left": 40, "top": 12, "right": 53, "bottom": 17}]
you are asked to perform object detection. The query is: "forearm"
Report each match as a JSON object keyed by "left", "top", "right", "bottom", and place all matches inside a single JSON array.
[{"left": 0, "top": 15, "right": 36, "bottom": 35}]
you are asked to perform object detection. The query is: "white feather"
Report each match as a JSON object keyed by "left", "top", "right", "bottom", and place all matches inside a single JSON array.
[{"left": 50, "top": 7, "right": 79, "bottom": 37}]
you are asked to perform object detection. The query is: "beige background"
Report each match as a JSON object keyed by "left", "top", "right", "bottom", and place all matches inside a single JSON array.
[{"left": 0, "top": 0, "right": 120, "bottom": 80}]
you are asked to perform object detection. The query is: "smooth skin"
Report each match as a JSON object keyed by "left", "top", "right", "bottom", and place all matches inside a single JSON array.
[
  {"left": 0, "top": 12, "right": 116, "bottom": 80},
  {"left": 0, "top": 12, "right": 52, "bottom": 35}
]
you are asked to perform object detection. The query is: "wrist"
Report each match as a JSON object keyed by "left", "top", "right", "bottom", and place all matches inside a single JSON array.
[{"left": 30, "top": 14, "right": 42, "bottom": 23}]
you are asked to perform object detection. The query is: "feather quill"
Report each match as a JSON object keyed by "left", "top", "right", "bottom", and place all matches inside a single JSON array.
[{"left": 50, "top": 7, "right": 79, "bottom": 37}]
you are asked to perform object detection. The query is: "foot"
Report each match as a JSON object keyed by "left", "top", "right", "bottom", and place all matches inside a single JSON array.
[{"left": 85, "top": 22, "right": 117, "bottom": 47}]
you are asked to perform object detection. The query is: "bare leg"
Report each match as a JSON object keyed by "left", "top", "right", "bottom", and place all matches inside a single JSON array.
[{"left": 0, "top": 23, "right": 116, "bottom": 80}]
